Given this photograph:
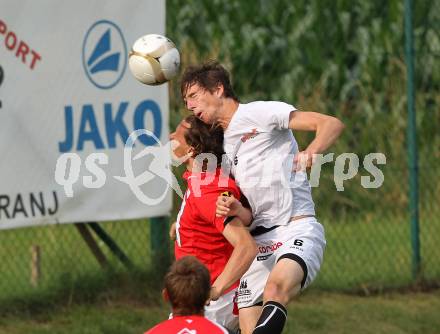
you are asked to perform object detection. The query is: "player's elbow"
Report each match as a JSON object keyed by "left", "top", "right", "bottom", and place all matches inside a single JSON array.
[
  {"left": 242, "top": 238, "right": 258, "bottom": 263},
  {"left": 234, "top": 237, "right": 257, "bottom": 264},
  {"left": 332, "top": 117, "right": 345, "bottom": 135},
  {"left": 238, "top": 207, "right": 253, "bottom": 226},
  {"left": 250, "top": 242, "right": 259, "bottom": 259},
  {"left": 241, "top": 215, "right": 252, "bottom": 227}
]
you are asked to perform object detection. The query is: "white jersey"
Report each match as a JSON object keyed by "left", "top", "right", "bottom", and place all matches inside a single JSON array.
[{"left": 223, "top": 101, "right": 315, "bottom": 230}]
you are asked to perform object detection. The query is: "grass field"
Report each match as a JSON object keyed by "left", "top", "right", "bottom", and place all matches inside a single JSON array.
[
  {"left": 1, "top": 289, "right": 440, "bottom": 334},
  {"left": 1, "top": 1, "right": 438, "bottom": 333},
  {"left": 0, "top": 220, "right": 153, "bottom": 302},
  {"left": 1, "top": 211, "right": 439, "bottom": 303}
]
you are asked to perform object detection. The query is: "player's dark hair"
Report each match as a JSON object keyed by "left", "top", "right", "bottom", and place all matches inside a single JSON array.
[
  {"left": 184, "top": 115, "right": 224, "bottom": 166},
  {"left": 164, "top": 256, "right": 211, "bottom": 316},
  {"left": 181, "top": 60, "right": 239, "bottom": 102}
]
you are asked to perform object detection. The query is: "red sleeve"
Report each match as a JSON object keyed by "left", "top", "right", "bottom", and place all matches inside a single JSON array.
[
  {"left": 196, "top": 180, "right": 240, "bottom": 233},
  {"left": 195, "top": 191, "right": 228, "bottom": 233},
  {"left": 222, "top": 177, "right": 241, "bottom": 199}
]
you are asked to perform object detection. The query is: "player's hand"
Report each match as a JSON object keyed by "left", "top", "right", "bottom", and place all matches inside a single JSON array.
[
  {"left": 216, "top": 195, "right": 242, "bottom": 217},
  {"left": 208, "top": 286, "right": 222, "bottom": 303},
  {"left": 293, "top": 150, "right": 316, "bottom": 171},
  {"left": 169, "top": 222, "right": 177, "bottom": 241}
]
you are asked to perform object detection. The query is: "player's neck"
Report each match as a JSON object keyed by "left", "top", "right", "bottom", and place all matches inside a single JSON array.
[
  {"left": 217, "top": 98, "right": 239, "bottom": 130},
  {"left": 172, "top": 309, "right": 204, "bottom": 317},
  {"left": 186, "top": 159, "right": 213, "bottom": 173},
  {"left": 185, "top": 158, "right": 195, "bottom": 172}
]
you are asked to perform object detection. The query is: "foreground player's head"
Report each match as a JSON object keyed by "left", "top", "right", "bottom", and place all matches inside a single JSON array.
[
  {"left": 170, "top": 115, "right": 224, "bottom": 168},
  {"left": 163, "top": 256, "right": 211, "bottom": 316},
  {"left": 180, "top": 61, "right": 238, "bottom": 124}
]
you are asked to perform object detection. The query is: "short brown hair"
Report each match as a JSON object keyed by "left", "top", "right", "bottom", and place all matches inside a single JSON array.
[
  {"left": 164, "top": 256, "right": 211, "bottom": 315},
  {"left": 184, "top": 115, "right": 224, "bottom": 165},
  {"left": 181, "top": 60, "right": 239, "bottom": 102}
]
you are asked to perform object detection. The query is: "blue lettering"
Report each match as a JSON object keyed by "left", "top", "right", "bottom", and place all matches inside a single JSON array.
[
  {"left": 104, "top": 102, "right": 129, "bottom": 148},
  {"left": 77, "top": 104, "right": 105, "bottom": 151},
  {"left": 59, "top": 100, "right": 163, "bottom": 152},
  {"left": 59, "top": 106, "right": 74, "bottom": 152},
  {"left": 133, "top": 100, "right": 162, "bottom": 146}
]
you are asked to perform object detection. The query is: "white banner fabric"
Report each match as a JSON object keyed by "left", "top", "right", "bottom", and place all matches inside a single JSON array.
[{"left": 0, "top": 0, "right": 173, "bottom": 229}]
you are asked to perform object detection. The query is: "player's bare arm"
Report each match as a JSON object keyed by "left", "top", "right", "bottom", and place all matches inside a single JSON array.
[
  {"left": 169, "top": 222, "right": 177, "bottom": 241},
  {"left": 210, "top": 218, "right": 257, "bottom": 301},
  {"left": 289, "top": 111, "right": 345, "bottom": 168},
  {"left": 215, "top": 195, "right": 253, "bottom": 226}
]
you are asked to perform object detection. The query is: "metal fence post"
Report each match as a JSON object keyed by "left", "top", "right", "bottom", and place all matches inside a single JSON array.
[
  {"left": 404, "top": 0, "right": 421, "bottom": 280},
  {"left": 150, "top": 216, "right": 171, "bottom": 276}
]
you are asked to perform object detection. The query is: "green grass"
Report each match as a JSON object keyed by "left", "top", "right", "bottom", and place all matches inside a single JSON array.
[
  {"left": 317, "top": 206, "right": 440, "bottom": 291},
  {"left": 3, "top": 0, "right": 439, "bottom": 304},
  {"left": 1, "top": 212, "right": 439, "bottom": 303},
  {"left": 1, "top": 290, "right": 440, "bottom": 334},
  {"left": 0, "top": 220, "right": 155, "bottom": 302},
  {"left": 1, "top": 2, "right": 439, "bottom": 333},
  {"left": 318, "top": 215, "right": 413, "bottom": 290}
]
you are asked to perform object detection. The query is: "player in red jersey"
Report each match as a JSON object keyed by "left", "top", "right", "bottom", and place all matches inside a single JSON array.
[
  {"left": 145, "top": 256, "right": 233, "bottom": 334},
  {"left": 169, "top": 115, "right": 257, "bottom": 331}
]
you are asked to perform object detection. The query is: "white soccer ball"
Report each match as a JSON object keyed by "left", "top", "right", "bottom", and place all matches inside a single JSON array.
[{"left": 128, "top": 34, "right": 180, "bottom": 85}]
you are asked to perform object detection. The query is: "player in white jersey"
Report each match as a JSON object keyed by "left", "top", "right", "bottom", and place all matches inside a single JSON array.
[{"left": 180, "top": 61, "right": 344, "bottom": 334}]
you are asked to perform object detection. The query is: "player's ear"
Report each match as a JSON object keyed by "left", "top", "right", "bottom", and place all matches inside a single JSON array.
[
  {"left": 187, "top": 147, "right": 195, "bottom": 158},
  {"left": 214, "top": 84, "right": 224, "bottom": 98},
  {"left": 162, "top": 288, "right": 169, "bottom": 302}
]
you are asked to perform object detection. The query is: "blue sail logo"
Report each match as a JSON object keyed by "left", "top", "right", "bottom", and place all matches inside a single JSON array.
[
  {"left": 87, "top": 29, "right": 120, "bottom": 74},
  {"left": 82, "top": 20, "right": 127, "bottom": 89}
]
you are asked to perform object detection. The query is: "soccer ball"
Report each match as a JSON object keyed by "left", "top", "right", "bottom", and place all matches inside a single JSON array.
[{"left": 128, "top": 34, "right": 180, "bottom": 85}]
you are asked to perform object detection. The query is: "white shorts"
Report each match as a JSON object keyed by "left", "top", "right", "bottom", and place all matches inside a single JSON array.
[
  {"left": 237, "top": 217, "right": 326, "bottom": 309},
  {"left": 205, "top": 288, "right": 239, "bottom": 332}
]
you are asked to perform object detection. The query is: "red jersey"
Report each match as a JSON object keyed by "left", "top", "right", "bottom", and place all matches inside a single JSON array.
[
  {"left": 175, "top": 168, "right": 240, "bottom": 293},
  {"left": 145, "top": 315, "right": 230, "bottom": 334}
]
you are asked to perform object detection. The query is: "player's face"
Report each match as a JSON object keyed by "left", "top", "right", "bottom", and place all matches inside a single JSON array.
[
  {"left": 184, "top": 83, "right": 222, "bottom": 124},
  {"left": 169, "top": 120, "right": 193, "bottom": 162}
]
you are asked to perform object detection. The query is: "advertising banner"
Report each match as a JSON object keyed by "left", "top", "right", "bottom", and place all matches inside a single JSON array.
[{"left": 0, "top": 0, "right": 172, "bottom": 229}]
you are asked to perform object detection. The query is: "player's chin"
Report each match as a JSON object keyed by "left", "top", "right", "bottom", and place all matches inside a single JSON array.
[
  {"left": 171, "top": 152, "right": 188, "bottom": 164},
  {"left": 199, "top": 113, "right": 215, "bottom": 125},
  {"left": 199, "top": 113, "right": 208, "bottom": 123}
]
